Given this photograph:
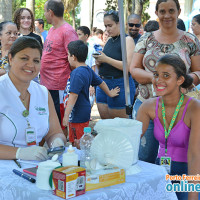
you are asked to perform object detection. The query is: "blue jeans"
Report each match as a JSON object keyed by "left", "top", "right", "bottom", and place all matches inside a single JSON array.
[
  {"left": 96, "top": 76, "right": 135, "bottom": 109},
  {"left": 132, "top": 99, "right": 159, "bottom": 164},
  {"left": 156, "top": 158, "right": 188, "bottom": 200}
]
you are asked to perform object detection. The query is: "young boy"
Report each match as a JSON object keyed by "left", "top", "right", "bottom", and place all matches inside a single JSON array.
[
  {"left": 77, "top": 26, "right": 96, "bottom": 70},
  {"left": 77, "top": 26, "right": 96, "bottom": 106},
  {"left": 63, "top": 40, "right": 120, "bottom": 143}
]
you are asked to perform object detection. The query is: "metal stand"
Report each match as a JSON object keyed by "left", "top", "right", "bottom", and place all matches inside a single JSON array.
[{"left": 118, "top": 0, "right": 133, "bottom": 118}]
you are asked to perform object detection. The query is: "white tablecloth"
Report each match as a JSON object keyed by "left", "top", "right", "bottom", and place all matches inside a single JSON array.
[{"left": 0, "top": 160, "right": 177, "bottom": 200}]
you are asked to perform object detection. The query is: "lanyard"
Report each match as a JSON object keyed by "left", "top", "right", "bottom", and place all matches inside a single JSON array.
[{"left": 161, "top": 93, "right": 184, "bottom": 156}]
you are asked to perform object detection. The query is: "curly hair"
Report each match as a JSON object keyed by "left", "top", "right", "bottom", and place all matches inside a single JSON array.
[{"left": 13, "top": 8, "right": 35, "bottom": 32}]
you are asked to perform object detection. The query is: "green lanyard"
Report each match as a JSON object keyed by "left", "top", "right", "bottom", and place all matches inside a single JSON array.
[{"left": 161, "top": 93, "right": 184, "bottom": 156}]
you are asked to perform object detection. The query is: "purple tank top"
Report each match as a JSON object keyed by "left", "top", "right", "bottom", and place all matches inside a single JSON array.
[{"left": 154, "top": 97, "right": 192, "bottom": 163}]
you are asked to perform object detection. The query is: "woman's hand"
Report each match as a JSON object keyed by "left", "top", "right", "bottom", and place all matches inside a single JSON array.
[
  {"left": 16, "top": 146, "right": 48, "bottom": 161},
  {"left": 109, "top": 86, "right": 120, "bottom": 97},
  {"left": 93, "top": 51, "right": 107, "bottom": 63}
]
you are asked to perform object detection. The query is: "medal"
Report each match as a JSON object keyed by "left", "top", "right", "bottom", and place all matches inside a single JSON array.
[{"left": 22, "top": 110, "right": 29, "bottom": 117}]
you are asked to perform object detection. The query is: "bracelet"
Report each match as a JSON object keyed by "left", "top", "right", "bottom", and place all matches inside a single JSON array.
[{"left": 191, "top": 72, "right": 200, "bottom": 82}]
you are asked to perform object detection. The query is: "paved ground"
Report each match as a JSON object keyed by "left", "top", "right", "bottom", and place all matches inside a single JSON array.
[{"left": 89, "top": 102, "right": 101, "bottom": 130}]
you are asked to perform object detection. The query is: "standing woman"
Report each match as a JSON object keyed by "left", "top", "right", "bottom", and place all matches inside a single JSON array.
[
  {"left": 191, "top": 14, "right": 200, "bottom": 41},
  {"left": 94, "top": 10, "right": 135, "bottom": 119},
  {"left": 13, "top": 8, "right": 43, "bottom": 47},
  {"left": 130, "top": 0, "right": 200, "bottom": 164},
  {"left": 0, "top": 21, "right": 18, "bottom": 76}
]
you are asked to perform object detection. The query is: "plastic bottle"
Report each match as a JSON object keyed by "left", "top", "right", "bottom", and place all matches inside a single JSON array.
[
  {"left": 80, "top": 127, "right": 94, "bottom": 168},
  {"left": 62, "top": 145, "right": 78, "bottom": 167},
  {"left": 94, "top": 44, "right": 103, "bottom": 55}
]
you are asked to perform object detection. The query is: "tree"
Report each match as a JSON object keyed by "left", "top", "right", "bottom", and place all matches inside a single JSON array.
[
  {"left": 62, "top": 0, "right": 79, "bottom": 29},
  {"left": 26, "top": 0, "right": 35, "bottom": 15},
  {"left": 90, "top": 0, "right": 95, "bottom": 30},
  {"left": 12, "top": 0, "right": 81, "bottom": 30},
  {"left": 0, "top": 0, "right": 13, "bottom": 21},
  {"left": 105, "top": 0, "right": 150, "bottom": 23}
]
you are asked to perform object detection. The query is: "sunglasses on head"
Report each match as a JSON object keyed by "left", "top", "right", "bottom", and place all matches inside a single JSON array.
[
  {"left": 128, "top": 23, "right": 141, "bottom": 28},
  {"left": 105, "top": 10, "right": 118, "bottom": 16}
]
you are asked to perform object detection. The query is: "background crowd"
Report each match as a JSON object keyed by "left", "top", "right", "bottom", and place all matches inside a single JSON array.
[{"left": 0, "top": 0, "right": 200, "bottom": 199}]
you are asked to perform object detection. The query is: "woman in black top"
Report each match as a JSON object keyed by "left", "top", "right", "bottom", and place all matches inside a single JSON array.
[
  {"left": 13, "top": 8, "right": 43, "bottom": 47},
  {"left": 94, "top": 10, "right": 135, "bottom": 119}
]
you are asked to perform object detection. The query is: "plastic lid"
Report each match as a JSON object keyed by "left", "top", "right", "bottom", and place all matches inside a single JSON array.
[
  {"left": 84, "top": 127, "right": 91, "bottom": 133},
  {"left": 67, "top": 144, "right": 75, "bottom": 153}
]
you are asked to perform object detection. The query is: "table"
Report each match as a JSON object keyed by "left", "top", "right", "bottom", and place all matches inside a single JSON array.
[{"left": 0, "top": 160, "right": 177, "bottom": 200}]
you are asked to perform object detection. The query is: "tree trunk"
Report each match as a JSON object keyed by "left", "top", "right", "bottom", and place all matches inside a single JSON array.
[
  {"left": 132, "top": 0, "right": 135, "bottom": 13},
  {"left": 26, "top": 0, "right": 35, "bottom": 15},
  {"left": 0, "top": 0, "right": 12, "bottom": 21},
  {"left": 90, "top": 0, "right": 95, "bottom": 30},
  {"left": 134, "top": 0, "right": 143, "bottom": 15},
  {"left": 72, "top": 9, "right": 76, "bottom": 29}
]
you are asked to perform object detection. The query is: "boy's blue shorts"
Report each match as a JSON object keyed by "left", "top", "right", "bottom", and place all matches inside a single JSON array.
[{"left": 96, "top": 76, "right": 135, "bottom": 109}]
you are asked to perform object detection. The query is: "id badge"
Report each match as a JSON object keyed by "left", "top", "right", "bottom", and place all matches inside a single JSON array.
[
  {"left": 25, "top": 127, "right": 36, "bottom": 146},
  {"left": 160, "top": 156, "right": 171, "bottom": 174}
]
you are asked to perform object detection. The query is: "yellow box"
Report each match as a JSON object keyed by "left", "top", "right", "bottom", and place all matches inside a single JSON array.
[
  {"left": 52, "top": 166, "right": 86, "bottom": 199},
  {"left": 86, "top": 166, "right": 125, "bottom": 191}
]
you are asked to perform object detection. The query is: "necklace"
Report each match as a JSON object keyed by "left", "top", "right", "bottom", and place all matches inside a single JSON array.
[
  {"left": 161, "top": 93, "right": 184, "bottom": 156},
  {"left": 20, "top": 91, "right": 29, "bottom": 117},
  {"left": 112, "top": 35, "right": 119, "bottom": 42}
]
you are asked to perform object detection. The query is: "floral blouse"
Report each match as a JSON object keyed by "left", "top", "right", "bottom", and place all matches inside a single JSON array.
[
  {"left": 0, "top": 50, "right": 9, "bottom": 71},
  {"left": 134, "top": 32, "right": 200, "bottom": 102}
]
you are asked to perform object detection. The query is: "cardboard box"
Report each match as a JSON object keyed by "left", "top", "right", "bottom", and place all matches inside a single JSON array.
[
  {"left": 86, "top": 166, "right": 125, "bottom": 191},
  {"left": 52, "top": 166, "right": 86, "bottom": 199}
]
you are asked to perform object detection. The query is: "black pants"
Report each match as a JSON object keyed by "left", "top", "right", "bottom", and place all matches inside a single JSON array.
[{"left": 49, "top": 90, "right": 61, "bottom": 124}]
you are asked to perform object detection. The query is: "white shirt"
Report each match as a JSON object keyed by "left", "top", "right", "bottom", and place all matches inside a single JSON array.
[
  {"left": 0, "top": 74, "right": 49, "bottom": 147},
  {"left": 85, "top": 43, "right": 96, "bottom": 68}
]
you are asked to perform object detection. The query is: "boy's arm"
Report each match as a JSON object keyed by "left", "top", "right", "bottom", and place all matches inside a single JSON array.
[
  {"left": 63, "top": 92, "right": 78, "bottom": 127},
  {"left": 99, "top": 81, "right": 120, "bottom": 97}
]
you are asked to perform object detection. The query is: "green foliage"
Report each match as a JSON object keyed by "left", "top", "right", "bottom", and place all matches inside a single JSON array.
[
  {"left": 105, "top": 0, "right": 118, "bottom": 11},
  {"left": 142, "top": 0, "right": 150, "bottom": 23},
  {"left": 35, "top": 0, "right": 51, "bottom": 30},
  {"left": 65, "top": 2, "right": 81, "bottom": 29},
  {"left": 105, "top": 0, "right": 150, "bottom": 23},
  {"left": 12, "top": 0, "right": 81, "bottom": 30},
  {"left": 12, "top": 0, "right": 26, "bottom": 14}
]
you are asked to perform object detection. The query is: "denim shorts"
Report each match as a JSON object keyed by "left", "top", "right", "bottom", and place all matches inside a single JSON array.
[
  {"left": 132, "top": 98, "right": 159, "bottom": 163},
  {"left": 96, "top": 76, "right": 135, "bottom": 109}
]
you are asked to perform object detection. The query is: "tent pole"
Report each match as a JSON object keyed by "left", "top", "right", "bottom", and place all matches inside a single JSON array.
[{"left": 118, "top": 0, "right": 132, "bottom": 118}]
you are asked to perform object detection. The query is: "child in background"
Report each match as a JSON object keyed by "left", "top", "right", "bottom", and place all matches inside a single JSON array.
[
  {"left": 77, "top": 26, "right": 96, "bottom": 71},
  {"left": 63, "top": 40, "right": 120, "bottom": 144},
  {"left": 77, "top": 26, "right": 96, "bottom": 107}
]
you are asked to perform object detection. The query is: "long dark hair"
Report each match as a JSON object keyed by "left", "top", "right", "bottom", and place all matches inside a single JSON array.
[
  {"left": 9, "top": 36, "right": 42, "bottom": 58},
  {"left": 156, "top": 54, "right": 193, "bottom": 88}
]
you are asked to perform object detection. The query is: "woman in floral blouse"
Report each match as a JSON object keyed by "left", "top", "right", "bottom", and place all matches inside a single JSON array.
[
  {"left": 0, "top": 21, "right": 18, "bottom": 75},
  {"left": 130, "top": 0, "right": 200, "bottom": 165}
]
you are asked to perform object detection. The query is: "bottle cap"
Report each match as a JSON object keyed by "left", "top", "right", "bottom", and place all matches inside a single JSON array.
[
  {"left": 67, "top": 144, "right": 75, "bottom": 153},
  {"left": 84, "top": 127, "right": 91, "bottom": 133}
]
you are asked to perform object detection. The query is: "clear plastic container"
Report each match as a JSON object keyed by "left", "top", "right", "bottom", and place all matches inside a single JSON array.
[
  {"left": 80, "top": 127, "right": 94, "bottom": 168},
  {"left": 62, "top": 145, "right": 78, "bottom": 167}
]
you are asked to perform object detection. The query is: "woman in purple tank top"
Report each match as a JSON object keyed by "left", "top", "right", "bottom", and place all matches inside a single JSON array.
[{"left": 137, "top": 54, "right": 200, "bottom": 200}]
